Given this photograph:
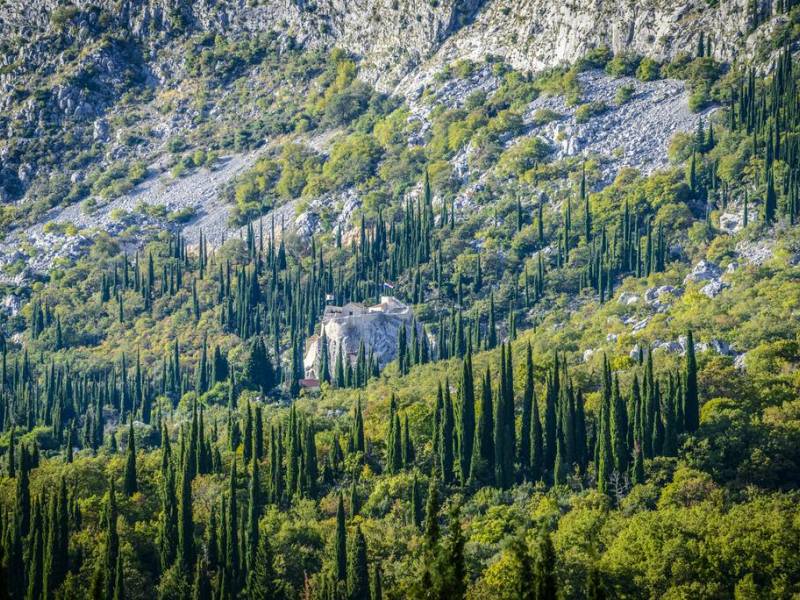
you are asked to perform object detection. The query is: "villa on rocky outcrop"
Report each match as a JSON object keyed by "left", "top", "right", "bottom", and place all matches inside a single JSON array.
[{"left": 303, "top": 296, "right": 414, "bottom": 380}]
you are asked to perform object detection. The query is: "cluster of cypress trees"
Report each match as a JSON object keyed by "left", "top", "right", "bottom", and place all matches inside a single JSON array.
[
  {"left": 428, "top": 334, "right": 699, "bottom": 494},
  {"left": 724, "top": 47, "right": 799, "bottom": 225}
]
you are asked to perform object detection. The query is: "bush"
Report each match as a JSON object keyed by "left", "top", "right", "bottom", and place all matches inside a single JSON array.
[
  {"left": 322, "top": 133, "right": 383, "bottom": 188},
  {"left": 605, "top": 52, "right": 641, "bottom": 77},
  {"left": 574, "top": 101, "right": 608, "bottom": 124},
  {"left": 496, "top": 137, "right": 553, "bottom": 177},
  {"left": 322, "top": 81, "right": 372, "bottom": 127},
  {"left": 689, "top": 86, "right": 711, "bottom": 112},
  {"left": 577, "top": 45, "right": 613, "bottom": 71},
  {"left": 636, "top": 57, "right": 661, "bottom": 81},
  {"left": 615, "top": 84, "right": 635, "bottom": 105},
  {"left": 531, "top": 108, "right": 561, "bottom": 126}
]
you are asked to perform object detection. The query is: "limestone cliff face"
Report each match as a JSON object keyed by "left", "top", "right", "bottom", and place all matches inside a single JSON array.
[
  {"left": 0, "top": 0, "right": 770, "bottom": 93},
  {"left": 303, "top": 297, "right": 415, "bottom": 378},
  {"left": 0, "top": 0, "right": 783, "bottom": 210}
]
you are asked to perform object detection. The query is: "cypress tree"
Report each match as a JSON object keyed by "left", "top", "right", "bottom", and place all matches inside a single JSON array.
[
  {"left": 15, "top": 445, "right": 30, "bottom": 537},
  {"left": 402, "top": 415, "right": 415, "bottom": 467},
  {"left": 371, "top": 563, "right": 383, "bottom": 600},
  {"left": 113, "top": 553, "right": 125, "bottom": 600},
  {"left": 347, "top": 526, "right": 370, "bottom": 600},
  {"left": 457, "top": 352, "right": 475, "bottom": 484},
  {"left": 193, "top": 557, "right": 212, "bottom": 600},
  {"left": 440, "top": 381, "right": 455, "bottom": 484},
  {"left": 684, "top": 329, "right": 699, "bottom": 432},
  {"left": 518, "top": 343, "right": 534, "bottom": 480},
  {"left": 387, "top": 396, "right": 402, "bottom": 474},
  {"left": 610, "top": 376, "right": 629, "bottom": 476},
  {"left": 410, "top": 472, "right": 423, "bottom": 528},
  {"left": 246, "top": 455, "right": 261, "bottom": 580},
  {"left": 535, "top": 534, "right": 557, "bottom": 600},
  {"left": 103, "top": 478, "right": 119, "bottom": 599},
  {"left": 248, "top": 528, "right": 276, "bottom": 600},
  {"left": 469, "top": 366, "right": 494, "bottom": 486},
  {"left": 123, "top": 418, "right": 137, "bottom": 496},
  {"left": 423, "top": 475, "right": 440, "bottom": 548},
  {"left": 177, "top": 444, "right": 195, "bottom": 569},
  {"left": 26, "top": 499, "right": 44, "bottom": 600},
  {"left": 596, "top": 357, "right": 613, "bottom": 495},
  {"left": 334, "top": 494, "right": 347, "bottom": 583}
]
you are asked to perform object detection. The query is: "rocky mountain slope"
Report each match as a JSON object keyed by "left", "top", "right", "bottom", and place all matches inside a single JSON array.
[{"left": 0, "top": 0, "right": 787, "bottom": 205}]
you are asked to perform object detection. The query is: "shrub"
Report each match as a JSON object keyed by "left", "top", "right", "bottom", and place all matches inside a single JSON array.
[
  {"left": 322, "top": 133, "right": 383, "bottom": 188},
  {"left": 531, "top": 108, "right": 561, "bottom": 126},
  {"left": 577, "top": 45, "right": 613, "bottom": 71},
  {"left": 615, "top": 84, "right": 635, "bottom": 105},
  {"left": 689, "top": 87, "right": 711, "bottom": 112},
  {"left": 605, "top": 53, "right": 641, "bottom": 77},
  {"left": 636, "top": 57, "right": 661, "bottom": 81},
  {"left": 574, "top": 101, "right": 608, "bottom": 124},
  {"left": 497, "top": 137, "right": 553, "bottom": 177}
]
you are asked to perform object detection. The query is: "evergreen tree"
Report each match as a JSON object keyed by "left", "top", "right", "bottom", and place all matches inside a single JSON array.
[
  {"left": 518, "top": 343, "right": 534, "bottom": 480},
  {"left": 410, "top": 472, "right": 423, "bottom": 528},
  {"left": 334, "top": 494, "right": 347, "bottom": 583},
  {"left": 347, "top": 526, "right": 370, "bottom": 600},
  {"left": 102, "top": 478, "right": 120, "bottom": 599},
  {"left": 440, "top": 381, "right": 455, "bottom": 484},
  {"left": 123, "top": 417, "right": 138, "bottom": 496},
  {"left": 457, "top": 353, "right": 475, "bottom": 484},
  {"left": 248, "top": 528, "right": 276, "bottom": 600},
  {"left": 684, "top": 329, "right": 699, "bottom": 432},
  {"left": 177, "top": 444, "right": 195, "bottom": 569},
  {"left": 438, "top": 507, "right": 466, "bottom": 600},
  {"left": 469, "top": 366, "right": 494, "bottom": 486},
  {"left": 535, "top": 533, "right": 558, "bottom": 600}
]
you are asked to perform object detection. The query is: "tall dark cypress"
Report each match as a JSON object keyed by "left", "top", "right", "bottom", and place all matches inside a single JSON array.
[
  {"left": 347, "top": 526, "right": 370, "bottom": 600},
  {"left": 596, "top": 356, "right": 613, "bottom": 495},
  {"left": 439, "top": 380, "right": 455, "bottom": 484},
  {"left": 246, "top": 455, "right": 261, "bottom": 582},
  {"left": 248, "top": 528, "right": 276, "bottom": 600},
  {"left": 334, "top": 494, "right": 347, "bottom": 584},
  {"left": 177, "top": 443, "right": 195, "bottom": 569},
  {"left": 535, "top": 534, "right": 558, "bottom": 600},
  {"left": 123, "top": 418, "right": 138, "bottom": 496},
  {"left": 457, "top": 352, "right": 475, "bottom": 484},
  {"left": 684, "top": 330, "right": 699, "bottom": 432},
  {"left": 518, "top": 343, "right": 534, "bottom": 480},
  {"left": 610, "top": 376, "right": 629, "bottom": 476},
  {"left": 469, "top": 366, "right": 494, "bottom": 486},
  {"left": 103, "top": 478, "right": 120, "bottom": 599}
]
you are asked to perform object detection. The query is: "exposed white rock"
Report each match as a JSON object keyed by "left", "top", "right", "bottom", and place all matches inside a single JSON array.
[
  {"left": 2, "top": 294, "right": 21, "bottom": 317},
  {"left": 736, "top": 239, "right": 774, "bottom": 266},
  {"left": 618, "top": 292, "right": 640, "bottom": 306},
  {"left": 303, "top": 296, "right": 416, "bottom": 380},
  {"left": 701, "top": 279, "right": 729, "bottom": 298},
  {"left": 684, "top": 259, "right": 722, "bottom": 283},
  {"left": 719, "top": 211, "right": 743, "bottom": 233}
]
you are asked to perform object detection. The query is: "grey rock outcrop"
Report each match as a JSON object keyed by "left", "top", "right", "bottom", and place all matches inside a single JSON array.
[
  {"left": 684, "top": 259, "right": 722, "bottom": 283},
  {"left": 303, "top": 296, "right": 416, "bottom": 379}
]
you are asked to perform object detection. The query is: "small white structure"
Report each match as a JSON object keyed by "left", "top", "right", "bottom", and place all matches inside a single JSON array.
[{"left": 304, "top": 296, "right": 414, "bottom": 378}]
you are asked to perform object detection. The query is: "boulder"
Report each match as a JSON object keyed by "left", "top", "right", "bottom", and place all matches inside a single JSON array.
[
  {"left": 617, "top": 291, "right": 640, "bottom": 306},
  {"left": 701, "top": 279, "right": 729, "bottom": 298},
  {"left": 684, "top": 259, "right": 722, "bottom": 283},
  {"left": 719, "top": 212, "right": 743, "bottom": 233}
]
